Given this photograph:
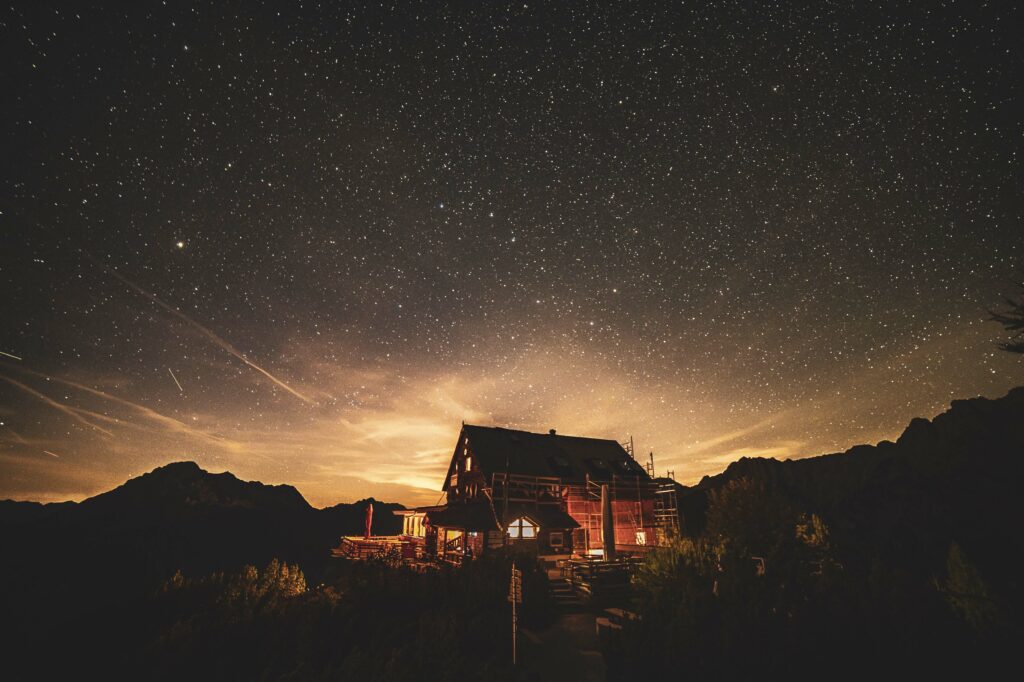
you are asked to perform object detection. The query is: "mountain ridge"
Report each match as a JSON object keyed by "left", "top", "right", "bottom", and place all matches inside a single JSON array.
[{"left": 672, "top": 385, "right": 1024, "bottom": 599}]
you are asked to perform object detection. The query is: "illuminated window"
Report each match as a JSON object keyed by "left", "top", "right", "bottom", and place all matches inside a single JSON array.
[
  {"left": 404, "top": 514, "right": 426, "bottom": 537},
  {"left": 465, "top": 454, "right": 472, "bottom": 470},
  {"left": 450, "top": 473, "right": 458, "bottom": 488},
  {"left": 507, "top": 517, "right": 538, "bottom": 539}
]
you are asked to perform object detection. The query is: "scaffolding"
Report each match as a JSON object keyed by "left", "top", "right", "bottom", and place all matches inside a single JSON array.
[
  {"left": 490, "top": 472, "right": 563, "bottom": 505},
  {"left": 564, "top": 474, "right": 677, "bottom": 553},
  {"left": 484, "top": 469, "right": 681, "bottom": 553},
  {"left": 621, "top": 436, "right": 636, "bottom": 460},
  {"left": 653, "top": 481, "right": 680, "bottom": 542}
]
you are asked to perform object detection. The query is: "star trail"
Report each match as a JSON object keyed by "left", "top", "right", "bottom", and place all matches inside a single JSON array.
[{"left": 1, "top": 1, "right": 1022, "bottom": 506}]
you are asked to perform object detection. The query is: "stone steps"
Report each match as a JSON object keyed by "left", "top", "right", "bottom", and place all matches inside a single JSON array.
[{"left": 549, "top": 576, "right": 583, "bottom": 607}]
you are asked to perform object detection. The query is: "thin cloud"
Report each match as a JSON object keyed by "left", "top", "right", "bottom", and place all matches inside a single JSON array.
[
  {"left": 6, "top": 366, "right": 244, "bottom": 453},
  {"left": 0, "top": 374, "right": 114, "bottom": 437},
  {"left": 87, "top": 252, "right": 314, "bottom": 404},
  {"left": 41, "top": 372, "right": 243, "bottom": 452}
]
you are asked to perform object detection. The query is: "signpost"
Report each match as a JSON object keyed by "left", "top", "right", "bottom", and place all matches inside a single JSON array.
[{"left": 508, "top": 563, "right": 523, "bottom": 665}]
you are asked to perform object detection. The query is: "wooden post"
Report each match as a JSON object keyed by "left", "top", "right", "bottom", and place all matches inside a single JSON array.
[{"left": 601, "top": 484, "right": 616, "bottom": 561}]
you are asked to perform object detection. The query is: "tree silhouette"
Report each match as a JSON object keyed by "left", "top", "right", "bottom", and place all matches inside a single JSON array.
[
  {"left": 991, "top": 281, "right": 1024, "bottom": 353},
  {"left": 705, "top": 477, "right": 795, "bottom": 558}
]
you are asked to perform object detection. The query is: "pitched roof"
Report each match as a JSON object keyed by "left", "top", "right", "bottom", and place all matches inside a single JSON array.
[{"left": 444, "top": 424, "right": 649, "bottom": 489}]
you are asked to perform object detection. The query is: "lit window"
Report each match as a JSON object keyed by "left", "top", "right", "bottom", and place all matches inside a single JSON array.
[
  {"left": 506, "top": 517, "right": 538, "bottom": 539},
  {"left": 465, "top": 454, "right": 472, "bottom": 470},
  {"left": 450, "top": 473, "right": 458, "bottom": 488}
]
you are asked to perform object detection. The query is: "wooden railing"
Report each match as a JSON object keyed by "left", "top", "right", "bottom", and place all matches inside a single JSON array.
[
  {"left": 560, "top": 556, "right": 642, "bottom": 596},
  {"left": 441, "top": 535, "right": 465, "bottom": 565},
  {"left": 332, "top": 536, "right": 412, "bottom": 560}
]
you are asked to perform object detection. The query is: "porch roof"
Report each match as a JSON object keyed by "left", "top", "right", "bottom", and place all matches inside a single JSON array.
[
  {"left": 421, "top": 501, "right": 580, "bottom": 532},
  {"left": 502, "top": 502, "right": 580, "bottom": 530}
]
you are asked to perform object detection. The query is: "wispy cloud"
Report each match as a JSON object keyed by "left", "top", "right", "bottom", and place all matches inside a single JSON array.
[
  {"left": 87, "top": 253, "right": 314, "bottom": 404},
  {"left": 5, "top": 315, "right": 1019, "bottom": 507},
  {"left": 10, "top": 367, "right": 242, "bottom": 452},
  {"left": 0, "top": 374, "right": 114, "bottom": 436},
  {"left": 48, "top": 373, "right": 243, "bottom": 452}
]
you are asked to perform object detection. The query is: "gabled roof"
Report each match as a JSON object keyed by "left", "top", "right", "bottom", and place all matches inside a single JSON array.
[{"left": 443, "top": 424, "right": 649, "bottom": 489}]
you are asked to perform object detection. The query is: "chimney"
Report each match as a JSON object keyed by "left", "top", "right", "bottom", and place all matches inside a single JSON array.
[{"left": 549, "top": 428, "right": 556, "bottom": 436}]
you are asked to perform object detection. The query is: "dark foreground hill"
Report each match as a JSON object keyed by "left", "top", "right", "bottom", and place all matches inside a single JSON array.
[
  {"left": 0, "top": 463, "right": 403, "bottom": 648},
  {"left": 0, "top": 464, "right": 539, "bottom": 682}
]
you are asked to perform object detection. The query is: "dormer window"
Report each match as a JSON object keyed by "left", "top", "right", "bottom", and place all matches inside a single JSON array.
[{"left": 507, "top": 517, "right": 537, "bottom": 539}]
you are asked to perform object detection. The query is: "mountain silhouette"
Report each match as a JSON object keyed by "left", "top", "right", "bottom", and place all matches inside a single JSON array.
[
  {"left": 676, "top": 385, "right": 1024, "bottom": 600},
  {"left": 80, "top": 460, "right": 315, "bottom": 515},
  {"left": 0, "top": 462, "right": 403, "bottom": 641}
]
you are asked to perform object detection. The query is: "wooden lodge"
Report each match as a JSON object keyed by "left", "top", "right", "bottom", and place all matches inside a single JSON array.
[{"left": 388, "top": 424, "right": 679, "bottom": 564}]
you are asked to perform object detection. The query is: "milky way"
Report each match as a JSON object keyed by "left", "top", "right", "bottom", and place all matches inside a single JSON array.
[{"left": 2, "top": 1, "right": 1022, "bottom": 506}]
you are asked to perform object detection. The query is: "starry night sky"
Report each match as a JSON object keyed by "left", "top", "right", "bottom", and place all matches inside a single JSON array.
[{"left": 2, "top": 1, "right": 1022, "bottom": 506}]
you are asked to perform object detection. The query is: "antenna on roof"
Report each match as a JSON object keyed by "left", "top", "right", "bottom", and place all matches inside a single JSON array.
[
  {"left": 646, "top": 451, "right": 655, "bottom": 478},
  {"left": 622, "top": 435, "right": 635, "bottom": 460}
]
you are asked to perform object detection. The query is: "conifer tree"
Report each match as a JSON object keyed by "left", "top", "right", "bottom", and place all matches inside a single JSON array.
[{"left": 991, "top": 281, "right": 1024, "bottom": 353}]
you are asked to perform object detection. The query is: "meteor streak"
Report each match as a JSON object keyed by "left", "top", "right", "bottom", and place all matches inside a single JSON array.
[
  {"left": 168, "top": 368, "right": 184, "bottom": 392},
  {"left": 0, "top": 351, "right": 23, "bottom": 361},
  {"left": 42, "top": 450, "right": 60, "bottom": 458},
  {"left": 86, "top": 253, "right": 314, "bottom": 404}
]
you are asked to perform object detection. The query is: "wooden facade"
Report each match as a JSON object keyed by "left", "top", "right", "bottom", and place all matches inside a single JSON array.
[{"left": 403, "top": 424, "right": 666, "bottom": 563}]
